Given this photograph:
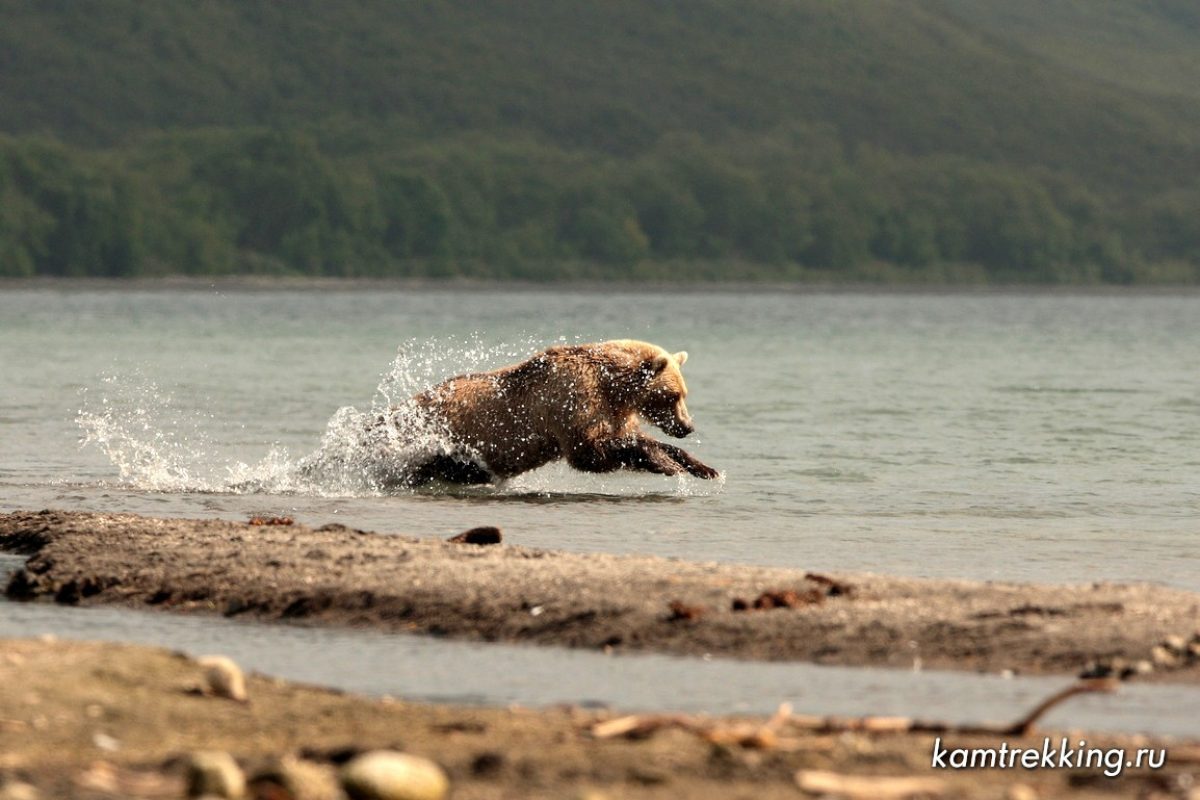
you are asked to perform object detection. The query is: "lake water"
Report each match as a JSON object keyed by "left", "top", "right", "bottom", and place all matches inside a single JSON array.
[
  {"left": 3, "top": 285, "right": 1199, "bottom": 734},
  {"left": 2, "top": 286, "right": 1197, "bottom": 588}
]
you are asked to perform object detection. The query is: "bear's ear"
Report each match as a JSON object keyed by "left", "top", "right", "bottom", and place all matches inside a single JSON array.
[
  {"left": 674, "top": 351, "right": 688, "bottom": 367},
  {"left": 643, "top": 354, "right": 671, "bottom": 378}
]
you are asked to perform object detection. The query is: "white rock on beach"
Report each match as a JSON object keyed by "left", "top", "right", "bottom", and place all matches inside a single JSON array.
[
  {"left": 0, "top": 781, "right": 39, "bottom": 800},
  {"left": 1150, "top": 645, "right": 1178, "bottom": 669},
  {"left": 340, "top": 751, "right": 449, "bottom": 800},
  {"left": 197, "top": 655, "right": 248, "bottom": 702},
  {"left": 186, "top": 751, "right": 246, "bottom": 799},
  {"left": 253, "top": 756, "right": 342, "bottom": 800},
  {"left": 1163, "top": 634, "right": 1187, "bottom": 654}
]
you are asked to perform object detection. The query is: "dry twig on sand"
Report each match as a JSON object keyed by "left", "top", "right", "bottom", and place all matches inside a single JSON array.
[
  {"left": 589, "top": 678, "right": 1118, "bottom": 749},
  {"left": 794, "top": 769, "right": 947, "bottom": 799},
  {"left": 592, "top": 702, "right": 798, "bottom": 749}
]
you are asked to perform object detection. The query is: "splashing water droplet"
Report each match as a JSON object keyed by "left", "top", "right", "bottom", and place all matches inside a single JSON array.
[{"left": 77, "top": 372, "right": 213, "bottom": 492}]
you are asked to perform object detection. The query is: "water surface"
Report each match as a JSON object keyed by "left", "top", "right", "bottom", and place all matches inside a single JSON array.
[{"left": 2, "top": 287, "right": 1196, "bottom": 588}]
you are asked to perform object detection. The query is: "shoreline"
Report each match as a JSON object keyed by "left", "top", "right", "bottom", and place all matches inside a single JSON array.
[
  {"left": 4, "top": 638, "right": 1195, "bottom": 799},
  {"left": 3, "top": 510, "right": 1198, "bottom": 683},
  {"left": 2, "top": 275, "right": 1199, "bottom": 295}
]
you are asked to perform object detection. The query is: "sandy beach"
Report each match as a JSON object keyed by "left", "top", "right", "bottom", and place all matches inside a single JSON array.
[
  {"left": 2, "top": 510, "right": 1198, "bottom": 682},
  {"left": 2, "top": 637, "right": 1197, "bottom": 799}
]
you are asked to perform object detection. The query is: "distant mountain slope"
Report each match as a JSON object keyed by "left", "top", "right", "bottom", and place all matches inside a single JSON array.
[
  {"left": 1, "top": 0, "right": 1197, "bottom": 281},
  {"left": 935, "top": 0, "right": 1200, "bottom": 101},
  {"left": 1, "top": 0, "right": 1197, "bottom": 192}
]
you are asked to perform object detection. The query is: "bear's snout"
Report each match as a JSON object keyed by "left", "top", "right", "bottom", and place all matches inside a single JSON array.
[{"left": 666, "top": 417, "right": 694, "bottom": 438}]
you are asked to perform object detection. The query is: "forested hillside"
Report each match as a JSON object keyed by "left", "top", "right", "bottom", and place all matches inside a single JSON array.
[
  {"left": 938, "top": 0, "right": 1200, "bottom": 101},
  {"left": 1, "top": 0, "right": 1197, "bottom": 282}
]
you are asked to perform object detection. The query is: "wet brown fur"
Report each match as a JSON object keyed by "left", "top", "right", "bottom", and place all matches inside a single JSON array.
[{"left": 405, "top": 340, "right": 719, "bottom": 484}]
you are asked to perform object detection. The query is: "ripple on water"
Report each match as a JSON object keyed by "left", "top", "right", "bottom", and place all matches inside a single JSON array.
[
  {"left": 794, "top": 467, "right": 874, "bottom": 483},
  {"left": 995, "top": 385, "right": 1148, "bottom": 395}
]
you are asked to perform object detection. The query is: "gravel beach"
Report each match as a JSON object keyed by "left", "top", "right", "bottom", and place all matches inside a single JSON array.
[{"left": 2, "top": 638, "right": 1197, "bottom": 799}]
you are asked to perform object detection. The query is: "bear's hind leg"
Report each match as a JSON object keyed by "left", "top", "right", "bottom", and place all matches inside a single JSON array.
[{"left": 406, "top": 454, "right": 493, "bottom": 486}]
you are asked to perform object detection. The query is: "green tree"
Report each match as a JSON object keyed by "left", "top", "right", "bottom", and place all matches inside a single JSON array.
[
  {"left": 191, "top": 131, "right": 357, "bottom": 273},
  {"left": 376, "top": 173, "right": 452, "bottom": 260},
  {"left": 558, "top": 188, "right": 649, "bottom": 265}
]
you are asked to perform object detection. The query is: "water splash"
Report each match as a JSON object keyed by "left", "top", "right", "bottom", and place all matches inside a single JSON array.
[
  {"left": 77, "top": 374, "right": 216, "bottom": 492},
  {"left": 78, "top": 336, "right": 722, "bottom": 499}
]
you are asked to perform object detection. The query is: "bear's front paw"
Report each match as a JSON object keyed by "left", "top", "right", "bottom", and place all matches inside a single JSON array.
[{"left": 687, "top": 461, "right": 721, "bottom": 480}]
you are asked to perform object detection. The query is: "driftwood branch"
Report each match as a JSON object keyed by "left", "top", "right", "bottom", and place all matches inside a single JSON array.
[
  {"left": 1001, "top": 677, "right": 1117, "bottom": 736},
  {"left": 591, "top": 703, "right": 796, "bottom": 749},
  {"left": 589, "top": 678, "right": 1119, "bottom": 747},
  {"left": 795, "top": 769, "right": 947, "bottom": 799}
]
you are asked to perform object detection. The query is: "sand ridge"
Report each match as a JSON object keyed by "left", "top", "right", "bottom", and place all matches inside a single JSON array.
[{"left": 3, "top": 510, "right": 1199, "bottom": 681}]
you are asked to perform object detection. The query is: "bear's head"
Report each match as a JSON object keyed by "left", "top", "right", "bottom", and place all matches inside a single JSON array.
[{"left": 610, "top": 340, "right": 695, "bottom": 438}]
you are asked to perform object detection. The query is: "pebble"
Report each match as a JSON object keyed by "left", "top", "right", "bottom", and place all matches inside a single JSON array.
[
  {"left": 251, "top": 756, "right": 341, "bottom": 800},
  {"left": 92, "top": 732, "right": 121, "bottom": 752},
  {"left": 74, "top": 762, "right": 118, "bottom": 793},
  {"left": 0, "top": 782, "right": 39, "bottom": 800},
  {"left": 1150, "top": 645, "right": 1178, "bottom": 669},
  {"left": 340, "top": 751, "right": 449, "bottom": 800},
  {"left": 447, "top": 526, "right": 502, "bottom": 545},
  {"left": 198, "top": 655, "right": 248, "bottom": 702},
  {"left": 186, "top": 751, "right": 246, "bottom": 799},
  {"left": 1007, "top": 785, "right": 1039, "bottom": 800},
  {"left": 1163, "top": 634, "right": 1187, "bottom": 654},
  {"left": 1080, "top": 660, "right": 1119, "bottom": 679}
]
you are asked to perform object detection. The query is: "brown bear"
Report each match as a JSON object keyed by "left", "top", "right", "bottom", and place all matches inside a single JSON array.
[{"left": 388, "top": 340, "right": 719, "bottom": 486}]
